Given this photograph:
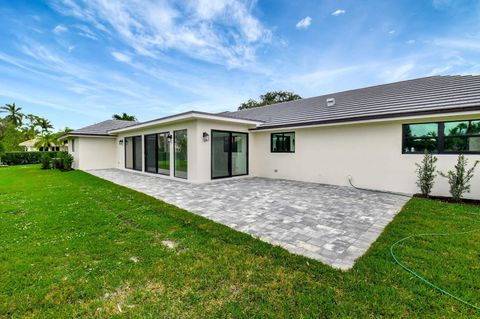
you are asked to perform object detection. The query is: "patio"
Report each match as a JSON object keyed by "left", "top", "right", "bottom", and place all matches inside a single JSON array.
[{"left": 87, "top": 169, "right": 409, "bottom": 270}]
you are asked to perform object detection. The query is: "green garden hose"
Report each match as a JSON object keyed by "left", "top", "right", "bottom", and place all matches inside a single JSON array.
[{"left": 390, "top": 227, "right": 480, "bottom": 311}]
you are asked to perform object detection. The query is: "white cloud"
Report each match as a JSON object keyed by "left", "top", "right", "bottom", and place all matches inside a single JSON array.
[
  {"left": 388, "top": 30, "right": 396, "bottom": 35},
  {"left": 52, "top": 24, "right": 68, "bottom": 34},
  {"left": 111, "top": 51, "right": 132, "bottom": 63},
  {"left": 331, "top": 9, "right": 346, "bottom": 16},
  {"left": 296, "top": 16, "right": 312, "bottom": 29},
  {"left": 50, "top": 0, "right": 272, "bottom": 68},
  {"left": 406, "top": 39, "right": 416, "bottom": 44},
  {"left": 382, "top": 62, "right": 415, "bottom": 82}
]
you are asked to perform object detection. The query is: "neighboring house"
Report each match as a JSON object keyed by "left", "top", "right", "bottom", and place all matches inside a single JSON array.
[
  {"left": 62, "top": 75, "right": 480, "bottom": 199},
  {"left": 19, "top": 138, "right": 66, "bottom": 152}
]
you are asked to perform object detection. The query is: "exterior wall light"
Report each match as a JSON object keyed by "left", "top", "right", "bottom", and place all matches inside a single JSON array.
[
  {"left": 119, "top": 139, "right": 124, "bottom": 146},
  {"left": 167, "top": 134, "right": 173, "bottom": 143},
  {"left": 202, "top": 132, "right": 209, "bottom": 142}
]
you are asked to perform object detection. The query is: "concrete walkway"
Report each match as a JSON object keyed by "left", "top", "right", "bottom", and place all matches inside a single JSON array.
[{"left": 87, "top": 169, "right": 410, "bottom": 270}]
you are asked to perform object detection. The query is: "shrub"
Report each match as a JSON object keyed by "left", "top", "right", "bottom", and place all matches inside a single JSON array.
[
  {"left": 0, "top": 142, "right": 5, "bottom": 164},
  {"left": 1, "top": 151, "right": 63, "bottom": 165},
  {"left": 438, "top": 154, "right": 479, "bottom": 201},
  {"left": 61, "top": 152, "right": 74, "bottom": 171},
  {"left": 51, "top": 157, "right": 63, "bottom": 170},
  {"left": 40, "top": 153, "right": 51, "bottom": 170},
  {"left": 415, "top": 150, "right": 437, "bottom": 197}
]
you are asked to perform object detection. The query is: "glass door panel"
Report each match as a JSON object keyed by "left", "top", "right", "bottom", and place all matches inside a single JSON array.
[
  {"left": 174, "top": 130, "right": 188, "bottom": 179},
  {"left": 158, "top": 133, "right": 170, "bottom": 175},
  {"left": 125, "top": 137, "right": 133, "bottom": 169},
  {"left": 145, "top": 134, "right": 157, "bottom": 173},
  {"left": 231, "top": 132, "right": 248, "bottom": 176},
  {"left": 212, "top": 131, "right": 230, "bottom": 178},
  {"left": 133, "top": 136, "right": 142, "bottom": 171}
]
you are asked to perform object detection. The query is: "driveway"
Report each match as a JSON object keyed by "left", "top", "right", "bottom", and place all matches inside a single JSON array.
[{"left": 87, "top": 169, "right": 410, "bottom": 270}]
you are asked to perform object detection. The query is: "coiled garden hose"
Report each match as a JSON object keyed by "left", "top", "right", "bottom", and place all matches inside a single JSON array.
[
  {"left": 390, "top": 220, "right": 480, "bottom": 311},
  {"left": 347, "top": 175, "right": 480, "bottom": 311}
]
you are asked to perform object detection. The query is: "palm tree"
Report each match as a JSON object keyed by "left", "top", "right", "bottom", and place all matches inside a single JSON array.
[
  {"left": 112, "top": 113, "right": 137, "bottom": 121},
  {"left": 34, "top": 132, "right": 59, "bottom": 151},
  {"left": 0, "top": 103, "right": 23, "bottom": 126},
  {"left": 37, "top": 118, "right": 54, "bottom": 133}
]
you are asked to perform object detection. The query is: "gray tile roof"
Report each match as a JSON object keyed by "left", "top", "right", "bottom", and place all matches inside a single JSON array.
[
  {"left": 221, "top": 75, "right": 480, "bottom": 129},
  {"left": 70, "top": 120, "right": 138, "bottom": 136}
]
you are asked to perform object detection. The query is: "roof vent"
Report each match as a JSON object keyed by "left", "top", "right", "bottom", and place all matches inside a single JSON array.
[{"left": 326, "top": 98, "right": 335, "bottom": 107}]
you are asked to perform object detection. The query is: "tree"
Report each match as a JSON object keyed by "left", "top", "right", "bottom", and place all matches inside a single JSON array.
[
  {"left": 0, "top": 102, "right": 24, "bottom": 126},
  {"left": 37, "top": 118, "right": 54, "bottom": 133},
  {"left": 34, "top": 132, "right": 59, "bottom": 151},
  {"left": 112, "top": 113, "right": 137, "bottom": 121},
  {"left": 238, "top": 91, "right": 302, "bottom": 110},
  {"left": 415, "top": 150, "right": 437, "bottom": 197},
  {"left": 438, "top": 154, "right": 479, "bottom": 201}
]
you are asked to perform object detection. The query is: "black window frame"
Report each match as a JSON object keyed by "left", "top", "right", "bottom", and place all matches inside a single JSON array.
[
  {"left": 144, "top": 132, "right": 170, "bottom": 176},
  {"left": 271, "top": 132, "right": 295, "bottom": 153},
  {"left": 124, "top": 135, "right": 142, "bottom": 171},
  {"left": 402, "top": 119, "right": 480, "bottom": 155},
  {"left": 211, "top": 129, "right": 249, "bottom": 179}
]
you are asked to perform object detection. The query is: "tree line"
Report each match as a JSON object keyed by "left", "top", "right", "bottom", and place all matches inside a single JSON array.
[{"left": 0, "top": 102, "right": 72, "bottom": 153}]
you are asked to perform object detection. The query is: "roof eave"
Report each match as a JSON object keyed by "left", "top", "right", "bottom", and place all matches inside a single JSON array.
[
  {"left": 250, "top": 106, "right": 480, "bottom": 131},
  {"left": 108, "top": 111, "right": 263, "bottom": 134}
]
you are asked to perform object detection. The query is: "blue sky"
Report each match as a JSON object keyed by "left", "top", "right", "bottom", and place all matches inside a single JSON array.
[{"left": 0, "top": 0, "right": 479, "bottom": 130}]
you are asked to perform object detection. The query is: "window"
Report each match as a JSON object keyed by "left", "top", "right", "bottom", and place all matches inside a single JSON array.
[
  {"left": 71, "top": 139, "right": 75, "bottom": 152},
  {"left": 403, "top": 119, "right": 480, "bottom": 154},
  {"left": 444, "top": 120, "right": 480, "bottom": 153},
  {"left": 403, "top": 123, "right": 438, "bottom": 154},
  {"left": 271, "top": 132, "right": 295, "bottom": 153}
]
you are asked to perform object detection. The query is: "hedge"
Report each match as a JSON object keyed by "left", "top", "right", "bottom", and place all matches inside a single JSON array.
[{"left": 1, "top": 151, "right": 65, "bottom": 165}]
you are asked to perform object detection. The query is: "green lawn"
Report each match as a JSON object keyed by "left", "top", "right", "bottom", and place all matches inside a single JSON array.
[{"left": 0, "top": 165, "right": 479, "bottom": 318}]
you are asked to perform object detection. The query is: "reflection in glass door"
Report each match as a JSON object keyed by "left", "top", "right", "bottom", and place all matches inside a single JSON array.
[
  {"left": 211, "top": 130, "right": 248, "bottom": 179},
  {"left": 157, "top": 133, "right": 170, "bottom": 175},
  {"left": 174, "top": 130, "right": 188, "bottom": 179},
  {"left": 125, "top": 136, "right": 142, "bottom": 171}
]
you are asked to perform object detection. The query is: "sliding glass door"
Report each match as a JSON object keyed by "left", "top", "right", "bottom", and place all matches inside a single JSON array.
[
  {"left": 125, "top": 136, "right": 142, "bottom": 171},
  {"left": 211, "top": 130, "right": 248, "bottom": 179},
  {"left": 158, "top": 133, "right": 170, "bottom": 175},
  {"left": 174, "top": 130, "right": 188, "bottom": 179},
  {"left": 144, "top": 132, "right": 170, "bottom": 175}
]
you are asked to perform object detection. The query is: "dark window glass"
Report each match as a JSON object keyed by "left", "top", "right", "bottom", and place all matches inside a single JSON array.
[
  {"left": 145, "top": 134, "right": 157, "bottom": 173},
  {"left": 125, "top": 137, "right": 133, "bottom": 169},
  {"left": 271, "top": 132, "right": 295, "bottom": 153},
  {"left": 403, "top": 123, "right": 438, "bottom": 154},
  {"left": 444, "top": 120, "right": 480, "bottom": 152}
]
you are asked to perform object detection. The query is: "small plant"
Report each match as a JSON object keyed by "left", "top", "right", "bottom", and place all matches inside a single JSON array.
[
  {"left": 40, "top": 153, "right": 51, "bottom": 169},
  {"left": 415, "top": 150, "right": 438, "bottom": 197},
  {"left": 438, "top": 154, "right": 479, "bottom": 201}
]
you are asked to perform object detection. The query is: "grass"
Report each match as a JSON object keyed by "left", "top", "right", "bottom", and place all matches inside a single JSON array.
[{"left": 0, "top": 165, "right": 479, "bottom": 318}]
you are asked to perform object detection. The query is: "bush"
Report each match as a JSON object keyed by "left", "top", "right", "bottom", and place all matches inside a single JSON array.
[
  {"left": 438, "top": 154, "right": 479, "bottom": 201},
  {"left": 40, "top": 153, "right": 51, "bottom": 169},
  {"left": 1, "top": 151, "right": 63, "bottom": 165},
  {"left": 415, "top": 150, "right": 437, "bottom": 197},
  {"left": 51, "top": 157, "right": 63, "bottom": 170},
  {"left": 60, "top": 152, "right": 74, "bottom": 171},
  {"left": 0, "top": 142, "right": 5, "bottom": 164}
]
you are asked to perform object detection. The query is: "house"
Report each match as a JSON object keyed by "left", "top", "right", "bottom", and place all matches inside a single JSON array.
[
  {"left": 62, "top": 75, "right": 480, "bottom": 199},
  {"left": 19, "top": 138, "right": 66, "bottom": 152}
]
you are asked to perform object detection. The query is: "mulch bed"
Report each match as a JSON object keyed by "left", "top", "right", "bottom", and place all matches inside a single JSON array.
[{"left": 414, "top": 194, "right": 480, "bottom": 206}]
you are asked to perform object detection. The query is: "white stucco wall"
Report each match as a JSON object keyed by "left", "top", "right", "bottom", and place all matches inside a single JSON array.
[
  {"left": 249, "top": 113, "right": 480, "bottom": 199},
  {"left": 70, "top": 137, "right": 117, "bottom": 170},
  {"left": 113, "top": 119, "right": 255, "bottom": 183}
]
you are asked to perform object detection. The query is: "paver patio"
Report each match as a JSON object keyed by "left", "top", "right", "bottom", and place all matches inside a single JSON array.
[{"left": 87, "top": 169, "right": 410, "bottom": 270}]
